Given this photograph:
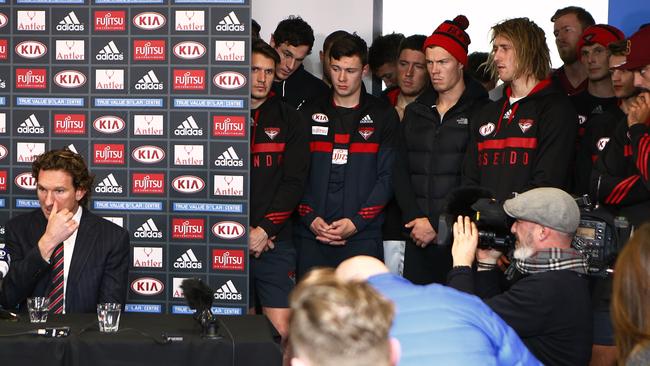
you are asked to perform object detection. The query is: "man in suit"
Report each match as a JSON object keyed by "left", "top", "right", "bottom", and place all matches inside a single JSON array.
[{"left": 0, "top": 148, "right": 129, "bottom": 313}]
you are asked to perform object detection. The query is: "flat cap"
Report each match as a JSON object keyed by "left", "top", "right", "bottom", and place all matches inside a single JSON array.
[{"left": 503, "top": 187, "right": 579, "bottom": 234}]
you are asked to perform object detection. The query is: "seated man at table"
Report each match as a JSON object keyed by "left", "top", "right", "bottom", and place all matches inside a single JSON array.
[{"left": 0, "top": 148, "right": 129, "bottom": 314}]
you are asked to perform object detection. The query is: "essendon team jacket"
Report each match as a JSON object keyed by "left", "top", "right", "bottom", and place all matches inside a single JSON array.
[
  {"left": 463, "top": 79, "right": 578, "bottom": 200},
  {"left": 296, "top": 91, "right": 399, "bottom": 240},
  {"left": 250, "top": 95, "right": 310, "bottom": 241},
  {"left": 591, "top": 121, "right": 650, "bottom": 226}
]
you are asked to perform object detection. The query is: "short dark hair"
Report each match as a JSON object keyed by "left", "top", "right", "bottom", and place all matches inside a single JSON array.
[
  {"left": 551, "top": 6, "right": 595, "bottom": 31},
  {"left": 323, "top": 30, "right": 350, "bottom": 53},
  {"left": 32, "top": 148, "right": 94, "bottom": 206},
  {"left": 251, "top": 19, "right": 261, "bottom": 39},
  {"left": 252, "top": 38, "right": 280, "bottom": 65},
  {"left": 330, "top": 33, "right": 369, "bottom": 66},
  {"left": 272, "top": 16, "right": 315, "bottom": 54},
  {"left": 368, "top": 33, "right": 404, "bottom": 73},
  {"left": 467, "top": 52, "right": 492, "bottom": 84},
  {"left": 608, "top": 39, "right": 628, "bottom": 57},
  {"left": 398, "top": 34, "right": 426, "bottom": 54}
]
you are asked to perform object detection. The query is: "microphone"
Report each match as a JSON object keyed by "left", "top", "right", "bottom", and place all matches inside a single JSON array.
[{"left": 181, "top": 278, "right": 219, "bottom": 339}]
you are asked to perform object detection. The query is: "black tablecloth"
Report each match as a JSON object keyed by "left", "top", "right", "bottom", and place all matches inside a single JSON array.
[{"left": 0, "top": 313, "right": 282, "bottom": 366}]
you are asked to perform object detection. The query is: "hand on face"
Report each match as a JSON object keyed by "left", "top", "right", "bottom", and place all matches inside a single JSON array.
[{"left": 39, "top": 200, "right": 79, "bottom": 261}]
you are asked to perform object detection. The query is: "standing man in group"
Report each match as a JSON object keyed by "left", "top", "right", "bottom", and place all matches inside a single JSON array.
[
  {"left": 368, "top": 33, "right": 405, "bottom": 91},
  {"left": 248, "top": 39, "right": 310, "bottom": 342},
  {"left": 393, "top": 16, "right": 488, "bottom": 284},
  {"left": 551, "top": 6, "right": 596, "bottom": 96},
  {"left": 270, "top": 16, "right": 329, "bottom": 109},
  {"left": 320, "top": 30, "right": 350, "bottom": 87},
  {"left": 0, "top": 148, "right": 129, "bottom": 313},
  {"left": 296, "top": 33, "right": 399, "bottom": 278},
  {"left": 463, "top": 17, "right": 577, "bottom": 201}
]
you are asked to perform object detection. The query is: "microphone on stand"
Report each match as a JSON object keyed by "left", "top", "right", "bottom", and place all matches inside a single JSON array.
[{"left": 181, "top": 278, "right": 219, "bottom": 339}]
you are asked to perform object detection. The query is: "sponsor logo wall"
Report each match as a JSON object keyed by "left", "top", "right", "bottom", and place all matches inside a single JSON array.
[{"left": 1, "top": 0, "right": 250, "bottom": 315}]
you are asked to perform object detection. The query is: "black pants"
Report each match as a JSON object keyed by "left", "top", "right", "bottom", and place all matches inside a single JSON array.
[
  {"left": 403, "top": 240, "right": 452, "bottom": 285},
  {"left": 295, "top": 236, "right": 383, "bottom": 280}
]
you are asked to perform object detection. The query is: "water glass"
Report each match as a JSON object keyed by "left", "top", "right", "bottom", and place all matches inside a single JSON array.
[
  {"left": 27, "top": 297, "right": 50, "bottom": 323},
  {"left": 97, "top": 303, "right": 121, "bottom": 333}
]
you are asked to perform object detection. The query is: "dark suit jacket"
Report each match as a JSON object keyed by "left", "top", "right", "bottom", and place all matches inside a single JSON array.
[{"left": 0, "top": 207, "right": 129, "bottom": 313}]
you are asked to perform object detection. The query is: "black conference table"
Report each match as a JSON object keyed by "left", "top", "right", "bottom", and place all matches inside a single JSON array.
[{"left": 0, "top": 313, "right": 282, "bottom": 366}]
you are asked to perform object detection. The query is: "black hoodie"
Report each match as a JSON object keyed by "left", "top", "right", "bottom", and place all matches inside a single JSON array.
[{"left": 271, "top": 64, "right": 329, "bottom": 110}]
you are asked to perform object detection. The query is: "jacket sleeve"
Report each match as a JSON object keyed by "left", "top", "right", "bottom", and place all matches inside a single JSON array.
[
  {"left": 98, "top": 226, "right": 129, "bottom": 306},
  {"left": 392, "top": 109, "right": 425, "bottom": 224},
  {"left": 527, "top": 97, "right": 578, "bottom": 190},
  {"left": 297, "top": 107, "right": 319, "bottom": 229},
  {"left": 349, "top": 108, "right": 399, "bottom": 233},
  {"left": 0, "top": 222, "right": 50, "bottom": 309},
  {"left": 257, "top": 110, "right": 311, "bottom": 237}
]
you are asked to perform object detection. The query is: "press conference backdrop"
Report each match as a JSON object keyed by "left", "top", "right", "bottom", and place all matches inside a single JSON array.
[{"left": 0, "top": 0, "right": 251, "bottom": 315}]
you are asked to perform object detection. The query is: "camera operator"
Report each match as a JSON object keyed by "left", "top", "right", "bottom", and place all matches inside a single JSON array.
[{"left": 447, "top": 187, "right": 592, "bottom": 366}]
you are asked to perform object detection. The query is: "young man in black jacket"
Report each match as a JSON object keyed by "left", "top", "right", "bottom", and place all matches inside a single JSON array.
[
  {"left": 393, "top": 16, "right": 488, "bottom": 284},
  {"left": 448, "top": 187, "right": 592, "bottom": 366},
  {"left": 463, "top": 18, "right": 577, "bottom": 201},
  {"left": 296, "top": 33, "right": 399, "bottom": 278},
  {"left": 249, "top": 39, "right": 310, "bottom": 341}
]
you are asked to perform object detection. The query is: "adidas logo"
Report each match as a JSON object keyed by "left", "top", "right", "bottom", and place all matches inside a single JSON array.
[
  {"left": 360, "top": 114, "right": 373, "bottom": 124},
  {"left": 215, "top": 11, "right": 244, "bottom": 32},
  {"left": 592, "top": 105, "right": 604, "bottom": 115},
  {"left": 134, "top": 218, "right": 163, "bottom": 239},
  {"left": 95, "top": 173, "right": 123, "bottom": 194},
  {"left": 214, "top": 146, "right": 243, "bottom": 167},
  {"left": 174, "top": 249, "right": 203, "bottom": 269},
  {"left": 214, "top": 280, "right": 242, "bottom": 301},
  {"left": 96, "top": 41, "right": 123, "bottom": 61},
  {"left": 174, "top": 116, "right": 203, "bottom": 136},
  {"left": 18, "top": 114, "right": 44, "bottom": 134},
  {"left": 135, "top": 70, "right": 164, "bottom": 90},
  {"left": 56, "top": 11, "right": 84, "bottom": 31}
]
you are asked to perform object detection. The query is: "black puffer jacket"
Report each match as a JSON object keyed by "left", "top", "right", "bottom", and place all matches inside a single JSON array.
[{"left": 393, "top": 75, "right": 488, "bottom": 229}]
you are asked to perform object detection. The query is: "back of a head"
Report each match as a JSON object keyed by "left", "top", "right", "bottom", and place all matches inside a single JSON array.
[
  {"left": 612, "top": 223, "right": 650, "bottom": 363},
  {"left": 272, "top": 16, "right": 315, "bottom": 54},
  {"left": 330, "top": 33, "right": 369, "bottom": 66},
  {"left": 398, "top": 34, "right": 427, "bottom": 55},
  {"left": 289, "top": 268, "right": 394, "bottom": 366},
  {"left": 467, "top": 52, "right": 492, "bottom": 84},
  {"left": 368, "top": 33, "right": 404, "bottom": 74},
  {"left": 323, "top": 30, "right": 351, "bottom": 53}
]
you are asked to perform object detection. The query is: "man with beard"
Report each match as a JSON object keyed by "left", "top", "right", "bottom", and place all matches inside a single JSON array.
[
  {"left": 393, "top": 16, "right": 488, "bottom": 284},
  {"left": 448, "top": 187, "right": 592, "bottom": 366},
  {"left": 248, "top": 39, "right": 310, "bottom": 342},
  {"left": 551, "top": 6, "right": 595, "bottom": 96}
]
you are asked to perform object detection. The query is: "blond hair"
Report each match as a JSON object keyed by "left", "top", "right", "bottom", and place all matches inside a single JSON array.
[{"left": 289, "top": 268, "right": 395, "bottom": 366}]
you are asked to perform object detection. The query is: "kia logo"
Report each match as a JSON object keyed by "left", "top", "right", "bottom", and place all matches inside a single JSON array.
[
  {"left": 15, "top": 40, "right": 47, "bottom": 59},
  {"left": 213, "top": 71, "right": 246, "bottom": 90},
  {"left": 132, "top": 145, "right": 165, "bottom": 164},
  {"left": 133, "top": 12, "right": 166, "bottom": 30},
  {"left": 14, "top": 172, "right": 37, "bottom": 190},
  {"left": 54, "top": 70, "right": 86, "bottom": 88},
  {"left": 131, "top": 277, "right": 164, "bottom": 295},
  {"left": 0, "top": 13, "right": 9, "bottom": 29},
  {"left": 0, "top": 145, "right": 7, "bottom": 160},
  {"left": 172, "top": 175, "right": 205, "bottom": 193},
  {"left": 173, "top": 41, "right": 206, "bottom": 60},
  {"left": 211, "top": 221, "right": 245, "bottom": 239},
  {"left": 93, "top": 116, "right": 125, "bottom": 134}
]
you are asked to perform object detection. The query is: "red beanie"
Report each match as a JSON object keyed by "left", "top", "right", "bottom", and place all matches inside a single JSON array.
[
  {"left": 576, "top": 24, "right": 624, "bottom": 55},
  {"left": 423, "top": 15, "right": 471, "bottom": 65}
]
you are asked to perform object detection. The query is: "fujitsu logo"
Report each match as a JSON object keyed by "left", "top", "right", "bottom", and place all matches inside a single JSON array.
[
  {"left": 95, "top": 69, "right": 124, "bottom": 90},
  {"left": 173, "top": 41, "right": 206, "bottom": 60},
  {"left": 16, "top": 11, "right": 46, "bottom": 31},
  {"left": 171, "top": 175, "right": 205, "bottom": 194},
  {"left": 16, "top": 68, "right": 47, "bottom": 89},
  {"left": 173, "top": 69, "right": 206, "bottom": 91},
  {"left": 213, "top": 71, "right": 246, "bottom": 90},
  {"left": 57, "top": 11, "right": 84, "bottom": 32},
  {"left": 214, "top": 40, "right": 245, "bottom": 62},
  {"left": 132, "top": 145, "right": 165, "bottom": 164},
  {"left": 134, "top": 40, "right": 165, "bottom": 61},
  {"left": 93, "top": 144, "right": 125, "bottom": 164},
  {"left": 212, "top": 249, "right": 244, "bottom": 271},
  {"left": 54, "top": 70, "right": 86, "bottom": 88},
  {"left": 174, "top": 10, "right": 204, "bottom": 31},
  {"left": 93, "top": 115, "right": 125, "bottom": 134},
  {"left": 0, "top": 171, "right": 6, "bottom": 191},
  {"left": 172, "top": 218, "right": 204, "bottom": 239},
  {"left": 15, "top": 40, "right": 47, "bottom": 59},
  {"left": 213, "top": 116, "right": 245, "bottom": 137},
  {"left": 14, "top": 172, "right": 37, "bottom": 190},
  {"left": 133, "top": 12, "right": 166, "bottom": 31},
  {"left": 133, "top": 114, "right": 164, "bottom": 136},
  {"left": 94, "top": 11, "right": 126, "bottom": 32},
  {"left": 56, "top": 40, "right": 85, "bottom": 61},
  {"left": 174, "top": 145, "right": 204, "bottom": 166},
  {"left": 54, "top": 114, "right": 86, "bottom": 134},
  {"left": 132, "top": 173, "right": 164, "bottom": 194},
  {"left": 16, "top": 142, "right": 45, "bottom": 163}
]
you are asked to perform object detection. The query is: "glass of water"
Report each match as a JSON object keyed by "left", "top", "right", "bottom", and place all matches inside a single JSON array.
[
  {"left": 97, "top": 303, "right": 121, "bottom": 333},
  {"left": 27, "top": 297, "right": 50, "bottom": 323}
]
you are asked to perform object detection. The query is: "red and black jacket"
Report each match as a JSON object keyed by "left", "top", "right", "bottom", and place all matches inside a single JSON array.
[
  {"left": 296, "top": 90, "right": 399, "bottom": 240},
  {"left": 591, "top": 119, "right": 650, "bottom": 226},
  {"left": 250, "top": 94, "right": 310, "bottom": 241},
  {"left": 462, "top": 79, "right": 578, "bottom": 200}
]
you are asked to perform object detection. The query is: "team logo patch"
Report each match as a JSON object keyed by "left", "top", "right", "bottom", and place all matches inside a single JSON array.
[
  {"left": 518, "top": 119, "right": 534, "bottom": 134},
  {"left": 358, "top": 127, "right": 374, "bottom": 140},
  {"left": 312, "top": 113, "right": 328, "bottom": 123},
  {"left": 597, "top": 137, "right": 610, "bottom": 151},
  {"left": 264, "top": 127, "right": 279, "bottom": 140},
  {"left": 578, "top": 115, "right": 587, "bottom": 125},
  {"left": 479, "top": 123, "right": 495, "bottom": 136}
]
